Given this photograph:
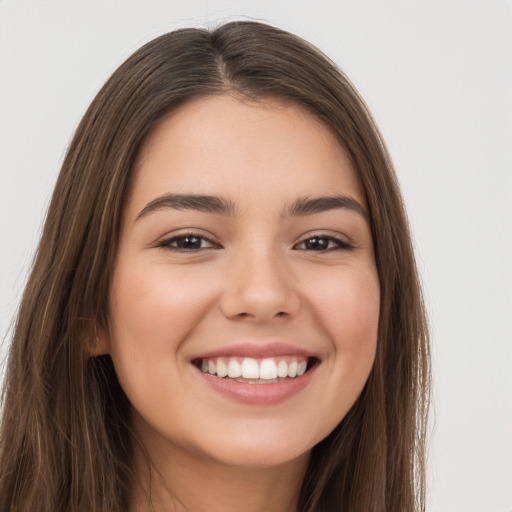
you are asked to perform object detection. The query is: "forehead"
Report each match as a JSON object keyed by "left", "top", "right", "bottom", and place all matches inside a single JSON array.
[{"left": 129, "top": 94, "right": 364, "bottom": 212}]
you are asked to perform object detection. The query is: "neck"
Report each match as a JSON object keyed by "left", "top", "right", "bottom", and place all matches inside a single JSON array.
[{"left": 128, "top": 430, "right": 309, "bottom": 512}]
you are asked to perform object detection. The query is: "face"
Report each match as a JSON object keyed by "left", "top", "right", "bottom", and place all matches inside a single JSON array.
[{"left": 104, "top": 95, "right": 380, "bottom": 470}]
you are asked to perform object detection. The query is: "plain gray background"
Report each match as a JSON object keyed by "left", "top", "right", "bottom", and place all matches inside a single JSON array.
[{"left": 1, "top": 1, "right": 511, "bottom": 511}]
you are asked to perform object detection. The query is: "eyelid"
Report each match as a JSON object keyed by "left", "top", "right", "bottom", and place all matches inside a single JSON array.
[
  {"left": 293, "top": 232, "right": 356, "bottom": 251},
  {"left": 153, "top": 229, "right": 222, "bottom": 251},
  {"left": 151, "top": 229, "right": 355, "bottom": 252}
]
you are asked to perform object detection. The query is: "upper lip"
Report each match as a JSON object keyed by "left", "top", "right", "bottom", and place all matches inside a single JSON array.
[{"left": 191, "top": 342, "right": 318, "bottom": 361}]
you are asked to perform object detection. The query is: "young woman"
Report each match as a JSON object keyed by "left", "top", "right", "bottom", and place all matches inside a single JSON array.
[{"left": 0, "top": 21, "right": 430, "bottom": 512}]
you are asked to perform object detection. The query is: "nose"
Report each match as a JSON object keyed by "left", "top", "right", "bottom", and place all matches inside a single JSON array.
[{"left": 220, "top": 248, "right": 300, "bottom": 323}]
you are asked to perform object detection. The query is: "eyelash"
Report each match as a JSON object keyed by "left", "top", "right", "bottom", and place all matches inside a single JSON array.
[
  {"left": 294, "top": 234, "right": 355, "bottom": 252},
  {"left": 156, "top": 233, "right": 219, "bottom": 251},
  {"left": 156, "top": 232, "right": 354, "bottom": 253}
]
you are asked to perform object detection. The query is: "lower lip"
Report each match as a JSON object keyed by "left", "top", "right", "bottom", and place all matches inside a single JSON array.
[{"left": 195, "top": 365, "right": 317, "bottom": 405}]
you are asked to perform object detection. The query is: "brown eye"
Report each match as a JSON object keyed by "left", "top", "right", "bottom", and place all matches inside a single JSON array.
[
  {"left": 303, "top": 237, "right": 330, "bottom": 251},
  {"left": 158, "top": 234, "right": 218, "bottom": 251},
  {"left": 175, "top": 236, "right": 204, "bottom": 249},
  {"left": 295, "top": 235, "right": 353, "bottom": 252}
]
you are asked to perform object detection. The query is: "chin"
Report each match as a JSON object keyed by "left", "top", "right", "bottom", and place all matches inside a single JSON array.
[
  {"left": 194, "top": 423, "right": 318, "bottom": 470},
  {"left": 208, "top": 444, "right": 310, "bottom": 470}
]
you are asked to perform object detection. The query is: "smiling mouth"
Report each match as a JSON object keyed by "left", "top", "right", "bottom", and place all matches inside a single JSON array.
[{"left": 192, "top": 356, "right": 319, "bottom": 384}]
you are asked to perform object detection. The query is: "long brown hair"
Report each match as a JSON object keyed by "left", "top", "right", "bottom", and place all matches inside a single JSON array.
[{"left": 0, "top": 21, "right": 430, "bottom": 512}]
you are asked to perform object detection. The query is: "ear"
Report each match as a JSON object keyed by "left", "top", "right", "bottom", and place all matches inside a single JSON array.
[
  {"left": 90, "top": 330, "right": 110, "bottom": 356},
  {"left": 86, "top": 322, "right": 111, "bottom": 357}
]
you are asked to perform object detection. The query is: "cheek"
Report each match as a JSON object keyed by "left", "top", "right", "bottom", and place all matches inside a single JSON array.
[
  {"left": 308, "top": 267, "right": 380, "bottom": 390},
  {"left": 313, "top": 268, "right": 379, "bottom": 342},
  {"left": 308, "top": 269, "right": 379, "bottom": 428},
  {"left": 106, "top": 262, "right": 221, "bottom": 427},
  {"left": 107, "top": 262, "right": 215, "bottom": 364}
]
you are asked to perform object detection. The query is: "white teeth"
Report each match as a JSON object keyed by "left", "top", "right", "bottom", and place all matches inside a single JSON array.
[
  {"left": 297, "top": 361, "right": 307, "bottom": 376},
  {"left": 199, "top": 356, "right": 312, "bottom": 381},
  {"left": 277, "top": 360, "right": 288, "bottom": 378},
  {"left": 241, "top": 358, "right": 260, "bottom": 379},
  {"left": 259, "top": 358, "right": 278, "bottom": 380},
  {"left": 227, "top": 359, "right": 242, "bottom": 378},
  {"left": 217, "top": 359, "right": 228, "bottom": 378}
]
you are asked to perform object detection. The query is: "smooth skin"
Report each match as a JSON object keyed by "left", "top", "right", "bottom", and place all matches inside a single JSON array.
[{"left": 100, "top": 95, "right": 380, "bottom": 512}]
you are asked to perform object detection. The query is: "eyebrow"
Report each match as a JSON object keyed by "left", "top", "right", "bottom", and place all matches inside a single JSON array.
[
  {"left": 284, "top": 195, "right": 368, "bottom": 219},
  {"left": 136, "top": 193, "right": 239, "bottom": 220},
  {"left": 135, "top": 193, "right": 367, "bottom": 221}
]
